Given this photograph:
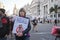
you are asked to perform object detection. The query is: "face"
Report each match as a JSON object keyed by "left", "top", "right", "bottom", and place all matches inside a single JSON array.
[
  {"left": 19, "top": 11, "right": 25, "bottom": 17},
  {"left": 19, "top": 25, "right": 22, "bottom": 29}
]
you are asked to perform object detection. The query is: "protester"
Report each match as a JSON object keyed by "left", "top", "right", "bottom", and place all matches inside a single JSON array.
[
  {"left": 0, "top": 8, "right": 10, "bottom": 40},
  {"left": 54, "top": 19, "right": 57, "bottom": 26},
  {"left": 14, "top": 8, "right": 31, "bottom": 40},
  {"left": 32, "top": 17, "right": 38, "bottom": 32}
]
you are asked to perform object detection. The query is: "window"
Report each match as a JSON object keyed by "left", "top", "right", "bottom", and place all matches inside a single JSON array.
[
  {"left": 54, "top": 14, "right": 56, "bottom": 17},
  {"left": 50, "top": 15, "right": 53, "bottom": 17},
  {"left": 58, "top": 14, "right": 60, "bottom": 17},
  {"left": 38, "top": 5, "right": 40, "bottom": 7},
  {"left": 55, "top": 0, "right": 57, "bottom": 1},
  {"left": 46, "top": 5, "right": 47, "bottom": 8},
  {"left": 51, "top": 0, "right": 53, "bottom": 2}
]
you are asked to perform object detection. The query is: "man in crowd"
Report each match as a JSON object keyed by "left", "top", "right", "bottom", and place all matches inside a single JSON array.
[{"left": 0, "top": 8, "right": 10, "bottom": 40}]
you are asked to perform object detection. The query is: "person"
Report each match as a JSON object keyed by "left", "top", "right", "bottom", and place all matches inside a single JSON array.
[
  {"left": 9, "top": 17, "right": 14, "bottom": 37},
  {"left": 47, "top": 20, "right": 49, "bottom": 23},
  {"left": 54, "top": 19, "right": 57, "bottom": 26},
  {"left": 15, "top": 8, "right": 31, "bottom": 40},
  {"left": 0, "top": 8, "right": 10, "bottom": 40},
  {"left": 32, "top": 17, "right": 38, "bottom": 32}
]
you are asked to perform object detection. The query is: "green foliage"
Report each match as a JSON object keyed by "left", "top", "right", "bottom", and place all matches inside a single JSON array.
[
  {"left": 50, "top": 7, "right": 54, "bottom": 13},
  {"left": 49, "top": 5, "right": 59, "bottom": 13}
]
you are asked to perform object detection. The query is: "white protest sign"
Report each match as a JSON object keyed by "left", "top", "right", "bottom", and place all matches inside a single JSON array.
[{"left": 12, "top": 16, "right": 29, "bottom": 33}]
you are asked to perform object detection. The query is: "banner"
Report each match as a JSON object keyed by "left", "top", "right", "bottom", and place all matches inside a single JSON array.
[{"left": 12, "top": 16, "right": 29, "bottom": 33}]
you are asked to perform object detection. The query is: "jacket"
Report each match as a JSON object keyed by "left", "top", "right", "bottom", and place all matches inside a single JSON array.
[{"left": 0, "top": 16, "right": 10, "bottom": 38}]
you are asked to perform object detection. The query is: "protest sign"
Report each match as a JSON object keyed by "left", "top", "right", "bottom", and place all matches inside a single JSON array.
[{"left": 12, "top": 16, "right": 29, "bottom": 33}]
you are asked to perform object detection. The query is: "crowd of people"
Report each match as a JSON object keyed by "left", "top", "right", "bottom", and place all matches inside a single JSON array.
[
  {"left": 0, "top": 8, "right": 31, "bottom": 40},
  {"left": 0, "top": 7, "right": 59, "bottom": 40}
]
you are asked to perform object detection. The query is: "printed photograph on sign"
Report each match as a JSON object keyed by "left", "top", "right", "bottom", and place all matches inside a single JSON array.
[{"left": 16, "top": 24, "right": 24, "bottom": 33}]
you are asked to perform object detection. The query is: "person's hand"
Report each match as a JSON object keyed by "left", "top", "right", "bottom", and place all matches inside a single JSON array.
[{"left": 16, "top": 32, "right": 23, "bottom": 37}]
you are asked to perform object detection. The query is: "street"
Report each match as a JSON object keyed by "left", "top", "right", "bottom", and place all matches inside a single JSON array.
[
  {"left": 7, "top": 23, "right": 60, "bottom": 40},
  {"left": 30, "top": 23, "right": 60, "bottom": 40},
  {"left": 30, "top": 33, "right": 55, "bottom": 40}
]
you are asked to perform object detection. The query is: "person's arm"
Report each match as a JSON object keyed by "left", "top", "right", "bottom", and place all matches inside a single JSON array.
[{"left": 23, "top": 20, "right": 31, "bottom": 35}]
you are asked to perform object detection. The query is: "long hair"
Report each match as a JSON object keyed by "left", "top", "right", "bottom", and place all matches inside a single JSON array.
[{"left": 19, "top": 8, "right": 26, "bottom": 16}]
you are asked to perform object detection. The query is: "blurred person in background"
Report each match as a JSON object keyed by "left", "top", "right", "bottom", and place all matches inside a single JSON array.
[
  {"left": 32, "top": 17, "right": 38, "bottom": 32},
  {"left": 0, "top": 8, "right": 10, "bottom": 40}
]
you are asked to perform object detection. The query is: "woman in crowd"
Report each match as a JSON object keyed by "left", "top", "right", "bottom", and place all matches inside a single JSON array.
[{"left": 15, "top": 8, "right": 31, "bottom": 40}]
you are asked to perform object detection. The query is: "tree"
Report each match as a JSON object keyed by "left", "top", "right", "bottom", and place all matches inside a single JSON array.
[{"left": 50, "top": 5, "right": 60, "bottom": 25}]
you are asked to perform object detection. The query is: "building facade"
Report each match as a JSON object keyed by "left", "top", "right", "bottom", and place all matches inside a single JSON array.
[
  {"left": 29, "top": 0, "right": 40, "bottom": 19},
  {"left": 23, "top": 4, "right": 31, "bottom": 15},
  {"left": 23, "top": 0, "right": 60, "bottom": 22},
  {"left": 40, "top": 0, "right": 60, "bottom": 22}
]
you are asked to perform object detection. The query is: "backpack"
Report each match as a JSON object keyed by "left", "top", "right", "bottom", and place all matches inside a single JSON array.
[{"left": 32, "top": 19, "right": 38, "bottom": 25}]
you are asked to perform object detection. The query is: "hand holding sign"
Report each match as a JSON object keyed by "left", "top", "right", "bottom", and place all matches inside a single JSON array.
[
  {"left": 16, "top": 32, "right": 23, "bottom": 37},
  {"left": 16, "top": 25, "right": 24, "bottom": 37}
]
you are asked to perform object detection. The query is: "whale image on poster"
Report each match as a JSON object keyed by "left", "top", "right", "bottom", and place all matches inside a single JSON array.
[{"left": 12, "top": 16, "right": 29, "bottom": 33}]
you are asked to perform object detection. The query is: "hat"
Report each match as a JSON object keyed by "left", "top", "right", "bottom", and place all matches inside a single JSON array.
[{"left": 0, "top": 8, "right": 5, "bottom": 13}]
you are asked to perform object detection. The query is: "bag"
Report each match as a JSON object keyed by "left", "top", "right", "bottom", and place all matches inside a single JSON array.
[
  {"left": 27, "top": 33, "right": 30, "bottom": 37},
  {"left": 51, "top": 26, "right": 57, "bottom": 35},
  {"left": 51, "top": 26, "right": 60, "bottom": 36}
]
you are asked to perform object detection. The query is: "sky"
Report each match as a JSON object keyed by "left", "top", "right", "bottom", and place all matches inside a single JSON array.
[{"left": 0, "top": 0, "right": 32, "bottom": 15}]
